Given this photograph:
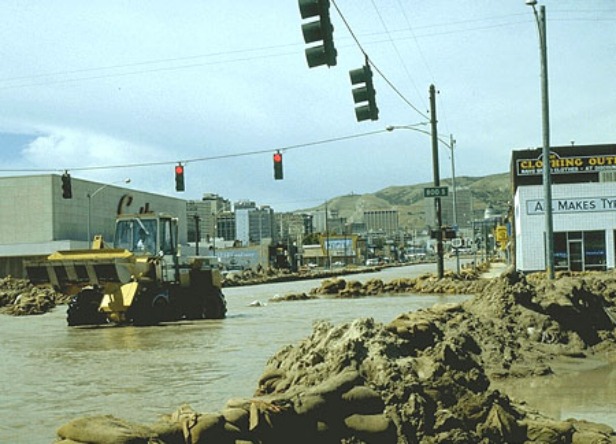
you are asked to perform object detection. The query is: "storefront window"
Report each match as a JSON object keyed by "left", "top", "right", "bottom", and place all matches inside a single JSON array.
[
  {"left": 553, "top": 233, "right": 568, "bottom": 270},
  {"left": 584, "top": 231, "right": 606, "bottom": 270},
  {"left": 552, "top": 230, "right": 606, "bottom": 272}
]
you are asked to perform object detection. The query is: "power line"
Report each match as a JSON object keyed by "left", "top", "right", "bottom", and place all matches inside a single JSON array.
[
  {"left": 0, "top": 129, "right": 389, "bottom": 174},
  {"left": 369, "top": 0, "right": 427, "bottom": 111},
  {"left": 331, "top": 0, "right": 429, "bottom": 120},
  {"left": 0, "top": 12, "right": 598, "bottom": 91}
]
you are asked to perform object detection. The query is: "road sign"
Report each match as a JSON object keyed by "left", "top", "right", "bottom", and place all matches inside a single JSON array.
[
  {"left": 423, "top": 186, "right": 449, "bottom": 198},
  {"left": 495, "top": 226, "right": 508, "bottom": 242}
]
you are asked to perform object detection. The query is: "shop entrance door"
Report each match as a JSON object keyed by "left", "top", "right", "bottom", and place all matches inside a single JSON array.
[{"left": 568, "top": 239, "right": 583, "bottom": 272}]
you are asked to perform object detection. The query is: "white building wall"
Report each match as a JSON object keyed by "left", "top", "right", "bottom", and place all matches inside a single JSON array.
[
  {"left": 235, "top": 209, "right": 251, "bottom": 246},
  {"left": 515, "top": 182, "right": 616, "bottom": 271}
]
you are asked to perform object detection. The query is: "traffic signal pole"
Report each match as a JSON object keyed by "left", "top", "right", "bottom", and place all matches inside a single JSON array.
[{"left": 429, "top": 85, "right": 444, "bottom": 279}]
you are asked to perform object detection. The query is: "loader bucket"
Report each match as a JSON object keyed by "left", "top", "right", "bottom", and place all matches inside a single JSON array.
[{"left": 25, "top": 249, "right": 139, "bottom": 295}]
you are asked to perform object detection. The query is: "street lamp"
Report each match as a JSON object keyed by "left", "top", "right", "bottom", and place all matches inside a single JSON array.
[
  {"left": 87, "top": 178, "right": 131, "bottom": 245},
  {"left": 386, "top": 124, "right": 459, "bottom": 274},
  {"left": 526, "top": 0, "right": 555, "bottom": 279}
]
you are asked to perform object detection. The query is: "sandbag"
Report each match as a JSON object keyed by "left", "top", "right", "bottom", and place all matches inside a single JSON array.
[
  {"left": 522, "top": 418, "right": 574, "bottom": 444},
  {"left": 189, "top": 413, "right": 230, "bottom": 444},
  {"left": 344, "top": 413, "right": 396, "bottom": 444},
  {"left": 56, "top": 415, "right": 155, "bottom": 444},
  {"left": 476, "top": 403, "right": 525, "bottom": 443},
  {"left": 221, "top": 407, "right": 250, "bottom": 431},
  {"left": 341, "top": 386, "right": 384, "bottom": 415},
  {"left": 310, "top": 369, "right": 362, "bottom": 397},
  {"left": 293, "top": 393, "right": 327, "bottom": 417}
]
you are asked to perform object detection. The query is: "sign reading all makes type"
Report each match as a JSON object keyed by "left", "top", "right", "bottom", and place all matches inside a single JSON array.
[{"left": 527, "top": 196, "right": 616, "bottom": 215}]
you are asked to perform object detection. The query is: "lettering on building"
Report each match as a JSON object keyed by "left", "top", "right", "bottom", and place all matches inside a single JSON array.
[
  {"left": 527, "top": 197, "right": 616, "bottom": 215},
  {"left": 516, "top": 153, "right": 616, "bottom": 176}
]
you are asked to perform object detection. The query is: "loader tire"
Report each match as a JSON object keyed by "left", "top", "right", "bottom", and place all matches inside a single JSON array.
[
  {"left": 130, "top": 294, "right": 158, "bottom": 326},
  {"left": 67, "top": 289, "right": 107, "bottom": 326},
  {"left": 204, "top": 290, "right": 227, "bottom": 320}
]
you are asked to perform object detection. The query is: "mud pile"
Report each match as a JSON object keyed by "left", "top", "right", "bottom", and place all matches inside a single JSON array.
[
  {"left": 269, "top": 269, "right": 487, "bottom": 302},
  {"left": 0, "top": 277, "right": 63, "bottom": 316},
  {"left": 222, "top": 264, "right": 384, "bottom": 288},
  {"left": 312, "top": 270, "right": 486, "bottom": 298},
  {"left": 54, "top": 268, "right": 616, "bottom": 443}
]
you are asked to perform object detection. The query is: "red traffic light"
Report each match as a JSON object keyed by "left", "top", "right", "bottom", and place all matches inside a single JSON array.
[
  {"left": 175, "top": 164, "right": 185, "bottom": 192},
  {"left": 273, "top": 152, "right": 283, "bottom": 180}
]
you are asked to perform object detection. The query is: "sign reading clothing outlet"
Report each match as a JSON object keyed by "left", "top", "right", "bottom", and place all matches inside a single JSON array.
[{"left": 527, "top": 197, "right": 616, "bottom": 215}]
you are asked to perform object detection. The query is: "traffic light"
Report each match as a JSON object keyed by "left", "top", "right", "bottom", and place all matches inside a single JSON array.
[
  {"left": 349, "top": 63, "right": 379, "bottom": 122},
  {"left": 61, "top": 172, "right": 72, "bottom": 199},
  {"left": 298, "top": 0, "right": 337, "bottom": 68},
  {"left": 175, "top": 164, "right": 185, "bottom": 192},
  {"left": 273, "top": 151, "right": 283, "bottom": 180}
]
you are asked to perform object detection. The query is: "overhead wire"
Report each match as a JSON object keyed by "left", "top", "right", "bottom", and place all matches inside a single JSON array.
[
  {"left": 369, "top": 0, "right": 427, "bottom": 112},
  {"left": 330, "top": 0, "right": 429, "bottom": 120},
  {"left": 0, "top": 13, "right": 569, "bottom": 92},
  {"left": 0, "top": 129, "right": 389, "bottom": 174}
]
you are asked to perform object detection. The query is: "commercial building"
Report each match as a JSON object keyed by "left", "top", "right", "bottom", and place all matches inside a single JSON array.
[
  {"left": 234, "top": 200, "right": 276, "bottom": 246},
  {"left": 423, "top": 187, "right": 475, "bottom": 229},
  {"left": 0, "top": 174, "right": 187, "bottom": 277},
  {"left": 363, "top": 209, "right": 399, "bottom": 236},
  {"left": 186, "top": 193, "right": 231, "bottom": 242},
  {"left": 512, "top": 144, "right": 616, "bottom": 272}
]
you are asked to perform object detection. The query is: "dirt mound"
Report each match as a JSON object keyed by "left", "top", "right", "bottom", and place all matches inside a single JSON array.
[
  {"left": 54, "top": 269, "right": 616, "bottom": 443},
  {"left": 0, "top": 277, "right": 63, "bottom": 316},
  {"left": 460, "top": 269, "right": 616, "bottom": 379},
  {"left": 306, "top": 269, "right": 487, "bottom": 299}
]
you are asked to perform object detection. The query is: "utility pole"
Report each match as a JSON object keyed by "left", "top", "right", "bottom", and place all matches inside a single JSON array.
[
  {"left": 194, "top": 214, "right": 200, "bottom": 255},
  {"left": 430, "top": 85, "right": 444, "bottom": 279},
  {"left": 538, "top": 5, "right": 554, "bottom": 279},
  {"left": 450, "top": 134, "right": 460, "bottom": 274},
  {"left": 527, "top": 1, "right": 554, "bottom": 279}
]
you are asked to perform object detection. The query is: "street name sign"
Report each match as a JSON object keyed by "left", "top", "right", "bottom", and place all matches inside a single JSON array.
[{"left": 423, "top": 186, "right": 449, "bottom": 198}]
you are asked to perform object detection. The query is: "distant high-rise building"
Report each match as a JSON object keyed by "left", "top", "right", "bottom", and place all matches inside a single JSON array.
[
  {"left": 363, "top": 210, "right": 399, "bottom": 236},
  {"left": 275, "top": 213, "right": 312, "bottom": 243},
  {"left": 217, "top": 211, "right": 235, "bottom": 242},
  {"left": 186, "top": 193, "right": 231, "bottom": 242},
  {"left": 424, "top": 187, "right": 474, "bottom": 228},
  {"left": 234, "top": 201, "right": 275, "bottom": 246}
]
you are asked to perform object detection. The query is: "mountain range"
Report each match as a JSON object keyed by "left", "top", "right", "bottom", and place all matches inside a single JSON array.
[{"left": 309, "top": 172, "right": 511, "bottom": 230}]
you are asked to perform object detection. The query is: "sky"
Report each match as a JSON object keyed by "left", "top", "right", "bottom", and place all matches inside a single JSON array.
[{"left": 0, "top": 1, "right": 614, "bottom": 212}]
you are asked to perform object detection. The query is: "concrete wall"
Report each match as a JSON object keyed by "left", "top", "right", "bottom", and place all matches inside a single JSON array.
[
  {"left": 0, "top": 174, "right": 189, "bottom": 277},
  {"left": 0, "top": 175, "right": 55, "bottom": 244}
]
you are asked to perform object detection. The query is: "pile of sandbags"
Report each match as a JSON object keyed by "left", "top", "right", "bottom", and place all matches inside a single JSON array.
[{"left": 0, "top": 276, "right": 59, "bottom": 316}]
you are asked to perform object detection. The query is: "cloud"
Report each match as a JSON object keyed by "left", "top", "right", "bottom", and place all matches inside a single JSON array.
[{"left": 22, "top": 128, "right": 157, "bottom": 170}]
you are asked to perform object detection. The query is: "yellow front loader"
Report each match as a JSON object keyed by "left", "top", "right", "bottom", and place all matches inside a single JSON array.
[{"left": 25, "top": 212, "right": 226, "bottom": 326}]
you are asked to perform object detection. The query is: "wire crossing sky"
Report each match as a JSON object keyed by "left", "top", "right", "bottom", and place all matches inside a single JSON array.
[{"left": 0, "top": 1, "right": 614, "bottom": 211}]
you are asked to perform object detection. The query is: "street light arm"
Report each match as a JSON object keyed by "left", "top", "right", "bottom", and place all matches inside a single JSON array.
[
  {"left": 87, "top": 177, "right": 131, "bottom": 245},
  {"left": 89, "top": 178, "right": 131, "bottom": 198},
  {"left": 386, "top": 124, "right": 453, "bottom": 150}
]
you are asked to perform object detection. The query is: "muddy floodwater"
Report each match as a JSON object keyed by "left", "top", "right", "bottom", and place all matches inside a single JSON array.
[{"left": 1, "top": 264, "right": 616, "bottom": 442}]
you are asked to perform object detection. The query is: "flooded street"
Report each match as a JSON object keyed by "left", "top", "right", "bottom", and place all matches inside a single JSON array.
[{"left": 1, "top": 264, "right": 616, "bottom": 442}]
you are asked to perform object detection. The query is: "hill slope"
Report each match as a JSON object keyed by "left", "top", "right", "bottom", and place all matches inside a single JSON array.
[{"left": 304, "top": 172, "right": 510, "bottom": 229}]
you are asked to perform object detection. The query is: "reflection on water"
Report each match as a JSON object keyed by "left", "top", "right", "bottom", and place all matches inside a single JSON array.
[
  {"left": 1, "top": 265, "right": 615, "bottom": 442},
  {"left": 492, "top": 355, "right": 616, "bottom": 427}
]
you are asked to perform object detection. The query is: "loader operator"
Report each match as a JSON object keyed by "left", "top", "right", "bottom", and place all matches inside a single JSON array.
[{"left": 136, "top": 228, "right": 155, "bottom": 253}]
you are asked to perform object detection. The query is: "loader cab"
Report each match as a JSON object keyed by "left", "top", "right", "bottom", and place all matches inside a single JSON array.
[{"left": 113, "top": 214, "right": 178, "bottom": 257}]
